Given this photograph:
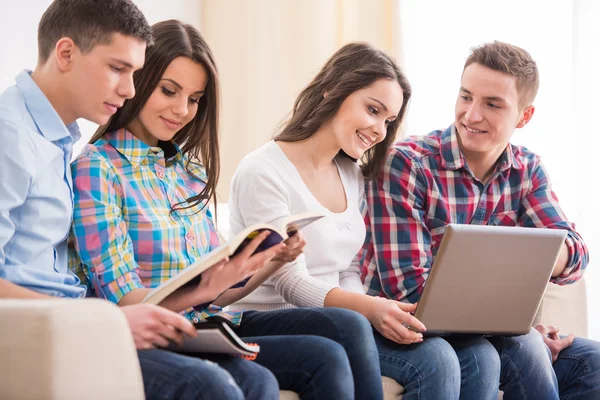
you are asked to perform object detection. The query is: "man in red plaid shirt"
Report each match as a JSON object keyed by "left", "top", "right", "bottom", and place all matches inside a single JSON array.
[{"left": 357, "top": 41, "right": 600, "bottom": 399}]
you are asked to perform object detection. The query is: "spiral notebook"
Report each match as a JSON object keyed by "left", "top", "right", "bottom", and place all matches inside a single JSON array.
[{"left": 170, "top": 319, "right": 260, "bottom": 360}]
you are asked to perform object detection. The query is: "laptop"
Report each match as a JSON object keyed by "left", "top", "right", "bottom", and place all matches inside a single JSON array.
[{"left": 412, "top": 224, "right": 568, "bottom": 336}]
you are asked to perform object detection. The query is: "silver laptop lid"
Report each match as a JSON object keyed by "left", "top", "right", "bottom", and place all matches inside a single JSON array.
[{"left": 414, "top": 224, "right": 568, "bottom": 336}]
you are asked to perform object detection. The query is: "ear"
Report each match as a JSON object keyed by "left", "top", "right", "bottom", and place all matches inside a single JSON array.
[
  {"left": 516, "top": 105, "right": 535, "bottom": 128},
  {"left": 323, "top": 91, "right": 329, "bottom": 99},
  {"left": 54, "top": 37, "right": 77, "bottom": 72}
]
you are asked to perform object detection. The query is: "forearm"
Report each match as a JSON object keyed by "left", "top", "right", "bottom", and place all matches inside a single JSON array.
[
  {"left": 324, "top": 287, "right": 376, "bottom": 322},
  {"left": 0, "top": 278, "right": 53, "bottom": 299},
  {"left": 213, "top": 260, "right": 287, "bottom": 307},
  {"left": 551, "top": 242, "right": 569, "bottom": 277}
]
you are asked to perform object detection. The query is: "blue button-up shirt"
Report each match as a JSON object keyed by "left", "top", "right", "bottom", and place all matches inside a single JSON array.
[{"left": 0, "top": 70, "right": 85, "bottom": 298}]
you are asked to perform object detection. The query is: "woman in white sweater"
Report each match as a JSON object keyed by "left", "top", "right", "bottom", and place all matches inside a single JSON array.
[{"left": 229, "top": 43, "right": 500, "bottom": 399}]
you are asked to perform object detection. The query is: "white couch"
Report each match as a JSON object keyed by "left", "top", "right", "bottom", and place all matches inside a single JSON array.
[{"left": 0, "top": 278, "right": 588, "bottom": 400}]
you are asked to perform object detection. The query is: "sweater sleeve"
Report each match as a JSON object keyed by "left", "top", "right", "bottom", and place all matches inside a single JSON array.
[{"left": 229, "top": 147, "right": 337, "bottom": 307}]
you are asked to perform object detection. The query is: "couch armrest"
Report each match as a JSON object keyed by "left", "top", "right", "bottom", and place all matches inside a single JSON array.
[
  {"left": 534, "top": 276, "right": 588, "bottom": 338},
  {"left": 0, "top": 299, "right": 144, "bottom": 400}
]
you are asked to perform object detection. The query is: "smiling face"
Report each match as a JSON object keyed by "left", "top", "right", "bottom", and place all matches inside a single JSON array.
[
  {"left": 329, "top": 78, "right": 404, "bottom": 159},
  {"left": 455, "top": 63, "right": 534, "bottom": 163},
  {"left": 128, "top": 56, "right": 208, "bottom": 146},
  {"left": 65, "top": 33, "right": 146, "bottom": 125}
]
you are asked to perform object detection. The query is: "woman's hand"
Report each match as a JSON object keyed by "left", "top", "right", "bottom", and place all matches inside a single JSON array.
[
  {"left": 272, "top": 231, "right": 307, "bottom": 263},
  {"left": 367, "top": 296, "right": 426, "bottom": 345},
  {"left": 192, "top": 231, "right": 286, "bottom": 303}
]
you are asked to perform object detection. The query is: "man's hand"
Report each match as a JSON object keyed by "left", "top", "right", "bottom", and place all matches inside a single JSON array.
[
  {"left": 272, "top": 231, "right": 306, "bottom": 263},
  {"left": 534, "top": 323, "right": 575, "bottom": 363},
  {"left": 121, "top": 304, "right": 197, "bottom": 350}
]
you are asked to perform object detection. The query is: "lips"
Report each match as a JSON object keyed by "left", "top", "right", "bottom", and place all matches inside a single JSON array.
[
  {"left": 160, "top": 116, "right": 182, "bottom": 130},
  {"left": 356, "top": 131, "right": 374, "bottom": 146},
  {"left": 104, "top": 102, "right": 121, "bottom": 114},
  {"left": 462, "top": 124, "right": 487, "bottom": 134}
]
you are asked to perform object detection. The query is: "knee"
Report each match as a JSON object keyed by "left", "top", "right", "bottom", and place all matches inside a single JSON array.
[
  {"left": 240, "top": 362, "right": 280, "bottom": 400},
  {"left": 506, "top": 328, "right": 553, "bottom": 365},
  {"left": 469, "top": 339, "right": 501, "bottom": 382},
  {"left": 181, "top": 361, "right": 245, "bottom": 400},
  {"left": 415, "top": 338, "right": 461, "bottom": 381},
  {"left": 320, "top": 308, "right": 373, "bottom": 343},
  {"left": 310, "top": 338, "right": 355, "bottom": 396}
]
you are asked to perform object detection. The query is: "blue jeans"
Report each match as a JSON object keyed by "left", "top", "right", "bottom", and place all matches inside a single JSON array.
[
  {"left": 235, "top": 307, "right": 384, "bottom": 400},
  {"left": 137, "top": 348, "right": 278, "bottom": 400},
  {"left": 489, "top": 329, "right": 600, "bottom": 400},
  {"left": 375, "top": 330, "right": 500, "bottom": 400}
]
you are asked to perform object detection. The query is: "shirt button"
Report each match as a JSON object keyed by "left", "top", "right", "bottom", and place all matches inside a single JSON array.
[
  {"left": 90, "top": 267, "right": 95, "bottom": 273},
  {"left": 157, "top": 171, "right": 165, "bottom": 179},
  {"left": 186, "top": 233, "right": 195, "bottom": 241}
]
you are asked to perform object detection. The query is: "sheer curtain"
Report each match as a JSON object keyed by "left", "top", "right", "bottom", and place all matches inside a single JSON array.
[{"left": 199, "top": 0, "right": 401, "bottom": 200}]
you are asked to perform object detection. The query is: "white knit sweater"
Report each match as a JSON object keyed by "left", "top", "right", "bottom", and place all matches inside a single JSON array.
[{"left": 228, "top": 140, "right": 367, "bottom": 311}]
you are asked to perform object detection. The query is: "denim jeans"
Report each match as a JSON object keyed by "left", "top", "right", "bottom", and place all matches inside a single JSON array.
[
  {"left": 235, "top": 307, "right": 384, "bottom": 400},
  {"left": 375, "top": 330, "right": 500, "bottom": 400},
  {"left": 489, "top": 329, "right": 600, "bottom": 400},
  {"left": 377, "top": 327, "right": 600, "bottom": 400},
  {"left": 137, "top": 348, "right": 279, "bottom": 400}
]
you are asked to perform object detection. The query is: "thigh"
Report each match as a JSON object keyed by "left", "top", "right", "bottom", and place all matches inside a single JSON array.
[
  {"left": 374, "top": 331, "right": 461, "bottom": 388},
  {"left": 554, "top": 337, "right": 600, "bottom": 399},
  {"left": 446, "top": 335, "right": 500, "bottom": 380},
  {"left": 137, "top": 349, "right": 244, "bottom": 400},
  {"left": 237, "top": 307, "right": 366, "bottom": 338}
]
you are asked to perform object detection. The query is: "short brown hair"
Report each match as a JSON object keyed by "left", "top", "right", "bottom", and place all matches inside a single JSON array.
[
  {"left": 274, "top": 42, "right": 411, "bottom": 180},
  {"left": 464, "top": 41, "right": 539, "bottom": 107},
  {"left": 37, "top": 0, "right": 153, "bottom": 64}
]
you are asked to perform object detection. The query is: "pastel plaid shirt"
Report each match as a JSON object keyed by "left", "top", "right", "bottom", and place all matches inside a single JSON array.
[
  {"left": 68, "top": 129, "right": 239, "bottom": 324},
  {"left": 357, "top": 125, "right": 589, "bottom": 303}
]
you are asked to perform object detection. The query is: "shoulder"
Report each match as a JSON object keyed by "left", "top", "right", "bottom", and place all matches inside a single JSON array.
[
  {"left": 71, "top": 138, "right": 120, "bottom": 180},
  {"left": 391, "top": 130, "right": 443, "bottom": 161},
  {"left": 235, "top": 141, "right": 284, "bottom": 180},
  {"left": 510, "top": 143, "right": 541, "bottom": 171},
  {"left": 0, "top": 89, "right": 39, "bottom": 176}
]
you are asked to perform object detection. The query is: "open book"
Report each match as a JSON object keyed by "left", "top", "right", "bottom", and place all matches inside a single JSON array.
[
  {"left": 142, "top": 212, "right": 324, "bottom": 306},
  {"left": 169, "top": 320, "right": 260, "bottom": 359}
]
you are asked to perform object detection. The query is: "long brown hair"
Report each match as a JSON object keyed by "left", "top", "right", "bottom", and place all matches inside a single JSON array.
[
  {"left": 91, "top": 19, "right": 220, "bottom": 214},
  {"left": 274, "top": 42, "right": 411, "bottom": 180}
]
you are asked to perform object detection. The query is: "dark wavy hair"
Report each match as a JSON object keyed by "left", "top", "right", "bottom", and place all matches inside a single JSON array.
[
  {"left": 274, "top": 42, "right": 411, "bottom": 179},
  {"left": 91, "top": 19, "right": 220, "bottom": 214}
]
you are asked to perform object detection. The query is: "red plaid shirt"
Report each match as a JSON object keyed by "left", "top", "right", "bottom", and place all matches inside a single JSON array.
[{"left": 356, "top": 125, "right": 588, "bottom": 303}]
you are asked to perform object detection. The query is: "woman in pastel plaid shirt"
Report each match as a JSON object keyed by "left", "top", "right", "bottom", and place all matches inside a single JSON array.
[{"left": 68, "top": 19, "right": 384, "bottom": 400}]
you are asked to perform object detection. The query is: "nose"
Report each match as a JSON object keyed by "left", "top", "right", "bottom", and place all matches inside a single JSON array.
[
  {"left": 465, "top": 102, "right": 483, "bottom": 123},
  {"left": 373, "top": 119, "right": 387, "bottom": 141},
  {"left": 172, "top": 96, "right": 189, "bottom": 118},
  {"left": 118, "top": 73, "right": 136, "bottom": 100}
]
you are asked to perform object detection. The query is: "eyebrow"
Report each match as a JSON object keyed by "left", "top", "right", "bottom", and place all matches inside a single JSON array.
[
  {"left": 460, "top": 87, "right": 507, "bottom": 103},
  {"left": 368, "top": 97, "right": 389, "bottom": 112},
  {"left": 109, "top": 58, "right": 134, "bottom": 69},
  {"left": 161, "top": 78, "right": 205, "bottom": 94}
]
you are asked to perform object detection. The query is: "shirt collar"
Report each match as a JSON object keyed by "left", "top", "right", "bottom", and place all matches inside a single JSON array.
[
  {"left": 16, "top": 70, "right": 79, "bottom": 143},
  {"left": 440, "top": 124, "right": 523, "bottom": 172},
  {"left": 107, "top": 128, "right": 182, "bottom": 168}
]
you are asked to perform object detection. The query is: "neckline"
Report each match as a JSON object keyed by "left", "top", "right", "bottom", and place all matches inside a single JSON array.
[{"left": 271, "top": 141, "right": 350, "bottom": 215}]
